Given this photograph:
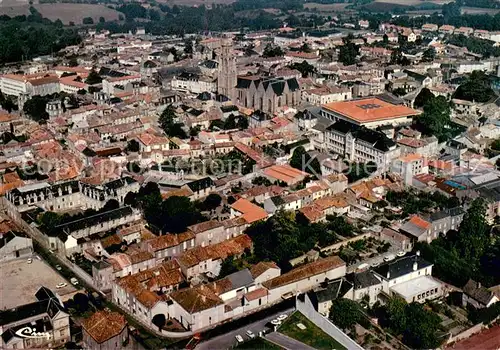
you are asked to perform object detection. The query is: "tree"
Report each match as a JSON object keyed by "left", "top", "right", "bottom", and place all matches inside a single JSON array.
[
  {"left": 73, "top": 293, "right": 89, "bottom": 313},
  {"left": 38, "top": 211, "right": 62, "bottom": 235},
  {"left": 338, "top": 35, "right": 359, "bottom": 66},
  {"left": 126, "top": 139, "right": 140, "bottom": 153},
  {"left": 392, "top": 87, "right": 407, "bottom": 97},
  {"left": 263, "top": 43, "right": 284, "bottom": 58},
  {"left": 85, "top": 69, "right": 102, "bottom": 85},
  {"left": 403, "top": 303, "right": 442, "bottom": 349},
  {"left": 68, "top": 56, "right": 78, "bottom": 67},
  {"left": 23, "top": 96, "right": 49, "bottom": 122},
  {"left": 152, "top": 314, "right": 166, "bottom": 331},
  {"left": 415, "top": 95, "right": 451, "bottom": 141},
  {"left": 456, "top": 198, "right": 490, "bottom": 264},
  {"left": 289, "top": 60, "right": 316, "bottom": 78},
  {"left": 390, "top": 49, "right": 410, "bottom": 66},
  {"left": 422, "top": 47, "right": 436, "bottom": 62},
  {"left": 159, "top": 105, "right": 187, "bottom": 139},
  {"left": 102, "top": 199, "right": 120, "bottom": 212},
  {"left": 384, "top": 296, "right": 407, "bottom": 334},
  {"left": 329, "top": 298, "right": 362, "bottom": 331},
  {"left": 290, "top": 146, "right": 321, "bottom": 177},
  {"left": 453, "top": 70, "right": 496, "bottom": 103},
  {"left": 99, "top": 16, "right": 105, "bottom": 23},
  {"left": 414, "top": 88, "right": 434, "bottom": 108},
  {"left": 82, "top": 17, "right": 94, "bottom": 25},
  {"left": 203, "top": 193, "right": 222, "bottom": 211},
  {"left": 184, "top": 39, "right": 193, "bottom": 55}
]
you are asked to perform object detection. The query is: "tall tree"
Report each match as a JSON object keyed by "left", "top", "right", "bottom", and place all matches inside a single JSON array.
[
  {"left": 329, "top": 298, "right": 362, "bottom": 331},
  {"left": 159, "top": 105, "right": 187, "bottom": 138},
  {"left": 338, "top": 35, "right": 359, "bottom": 66}
]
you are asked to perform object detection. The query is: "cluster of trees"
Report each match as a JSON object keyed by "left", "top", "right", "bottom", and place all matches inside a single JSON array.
[
  {"left": 290, "top": 146, "right": 321, "bottom": 177},
  {"left": 448, "top": 34, "right": 500, "bottom": 58},
  {"left": 245, "top": 211, "right": 354, "bottom": 269},
  {"left": 288, "top": 61, "right": 316, "bottom": 78},
  {"left": 85, "top": 69, "right": 102, "bottom": 85},
  {"left": 339, "top": 36, "right": 359, "bottom": 66},
  {"left": 0, "top": 91, "right": 17, "bottom": 113},
  {"left": 209, "top": 114, "right": 249, "bottom": 131},
  {"left": 417, "top": 198, "right": 500, "bottom": 288},
  {"left": 385, "top": 190, "right": 460, "bottom": 218},
  {"left": 414, "top": 93, "right": 461, "bottom": 142},
  {"left": 123, "top": 182, "right": 205, "bottom": 233},
  {"left": 453, "top": 71, "right": 496, "bottom": 103},
  {"left": 0, "top": 9, "right": 81, "bottom": 64},
  {"left": 159, "top": 105, "right": 187, "bottom": 139},
  {"left": 262, "top": 44, "right": 284, "bottom": 58},
  {"left": 375, "top": 297, "right": 442, "bottom": 349}
]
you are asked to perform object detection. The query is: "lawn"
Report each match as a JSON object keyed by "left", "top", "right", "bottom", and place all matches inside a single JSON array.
[
  {"left": 279, "top": 312, "right": 346, "bottom": 350},
  {"left": 238, "top": 337, "right": 283, "bottom": 350}
]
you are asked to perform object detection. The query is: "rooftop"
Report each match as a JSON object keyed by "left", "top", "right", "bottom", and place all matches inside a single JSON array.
[
  {"left": 82, "top": 311, "right": 126, "bottom": 344},
  {"left": 322, "top": 97, "right": 420, "bottom": 124}
]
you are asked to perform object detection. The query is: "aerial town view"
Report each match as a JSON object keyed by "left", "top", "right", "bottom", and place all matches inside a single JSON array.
[{"left": 1, "top": 0, "right": 500, "bottom": 349}]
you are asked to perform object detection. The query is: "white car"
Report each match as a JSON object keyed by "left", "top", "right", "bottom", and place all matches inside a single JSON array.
[
  {"left": 27, "top": 258, "right": 32, "bottom": 264},
  {"left": 70, "top": 277, "right": 79, "bottom": 285},
  {"left": 246, "top": 330, "right": 255, "bottom": 339},
  {"left": 370, "top": 261, "right": 380, "bottom": 267},
  {"left": 397, "top": 251, "right": 406, "bottom": 257},
  {"left": 277, "top": 314, "right": 288, "bottom": 321},
  {"left": 384, "top": 254, "right": 396, "bottom": 262},
  {"left": 270, "top": 319, "right": 281, "bottom": 326},
  {"left": 56, "top": 265, "right": 62, "bottom": 271},
  {"left": 56, "top": 282, "right": 67, "bottom": 289},
  {"left": 235, "top": 335, "right": 244, "bottom": 343}
]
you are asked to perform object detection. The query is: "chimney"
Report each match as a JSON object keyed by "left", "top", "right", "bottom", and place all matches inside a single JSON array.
[
  {"left": 478, "top": 282, "right": 481, "bottom": 289},
  {"left": 413, "top": 261, "right": 418, "bottom": 271},
  {"left": 201, "top": 294, "right": 206, "bottom": 303},
  {"left": 416, "top": 250, "right": 420, "bottom": 256},
  {"left": 387, "top": 271, "right": 390, "bottom": 279}
]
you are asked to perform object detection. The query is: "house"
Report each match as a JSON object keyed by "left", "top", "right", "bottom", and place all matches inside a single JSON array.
[
  {"left": 141, "top": 231, "right": 195, "bottom": 262},
  {"left": 313, "top": 278, "right": 354, "bottom": 316},
  {"left": 439, "top": 25, "right": 455, "bottom": 35},
  {"left": 112, "top": 260, "right": 185, "bottom": 325},
  {"left": 0, "top": 287, "right": 70, "bottom": 349},
  {"left": 379, "top": 227, "right": 413, "bottom": 252},
  {"left": 262, "top": 164, "right": 308, "bottom": 186},
  {"left": 0, "top": 230, "right": 33, "bottom": 262},
  {"left": 427, "top": 207, "right": 464, "bottom": 237},
  {"left": 422, "top": 24, "right": 438, "bottom": 32},
  {"left": 82, "top": 311, "right": 128, "bottom": 350},
  {"left": 264, "top": 194, "right": 302, "bottom": 214},
  {"left": 250, "top": 261, "right": 281, "bottom": 285},
  {"left": 399, "top": 215, "right": 432, "bottom": 243},
  {"left": 230, "top": 198, "right": 268, "bottom": 225},
  {"left": 263, "top": 255, "right": 346, "bottom": 304},
  {"left": 462, "top": 279, "right": 499, "bottom": 309},
  {"left": 391, "top": 153, "right": 428, "bottom": 185},
  {"left": 372, "top": 253, "right": 443, "bottom": 303},
  {"left": 187, "top": 220, "right": 225, "bottom": 247},
  {"left": 348, "top": 270, "right": 383, "bottom": 306},
  {"left": 176, "top": 234, "right": 253, "bottom": 280}
]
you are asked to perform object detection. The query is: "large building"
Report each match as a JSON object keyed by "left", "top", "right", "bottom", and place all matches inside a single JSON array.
[
  {"left": 321, "top": 97, "right": 420, "bottom": 129},
  {"left": 235, "top": 76, "right": 301, "bottom": 114},
  {"left": 0, "top": 73, "right": 60, "bottom": 97},
  {"left": 316, "top": 119, "right": 400, "bottom": 170}
]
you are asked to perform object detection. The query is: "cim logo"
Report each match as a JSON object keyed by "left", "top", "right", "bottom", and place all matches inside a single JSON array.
[{"left": 15, "top": 327, "right": 51, "bottom": 339}]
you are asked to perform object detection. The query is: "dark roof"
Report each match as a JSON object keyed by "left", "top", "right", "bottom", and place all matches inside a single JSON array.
[
  {"left": 143, "top": 60, "right": 157, "bottom": 68},
  {"left": 463, "top": 279, "right": 496, "bottom": 305},
  {"left": 0, "top": 287, "right": 64, "bottom": 326},
  {"left": 99, "top": 67, "right": 127, "bottom": 78},
  {"left": 186, "top": 177, "right": 214, "bottom": 192},
  {"left": 0, "top": 231, "right": 17, "bottom": 249},
  {"left": 349, "top": 270, "right": 381, "bottom": 290},
  {"left": 373, "top": 254, "right": 432, "bottom": 281},
  {"left": 220, "top": 105, "right": 239, "bottom": 113},
  {"left": 236, "top": 77, "right": 252, "bottom": 89},
  {"left": 327, "top": 120, "right": 396, "bottom": 152},
  {"left": 429, "top": 207, "right": 464, "bottom": 221},
  {"left": 197, "top": 92, "right": 212, "bottom": 101},
  {"left": 226, "top": 269, "right": 254, "bottom": 290},
  {"left": 200, "top": 60, "right": 218, "bottom": 69},
  {"left": 236, "top": 77, "right": 299, "bottom": 95},
  {"left": 55, "top": 206, "right": 133, "bottom": 234},
  {"left": 315, "top": 278, "right": 353, "bottom": 302}
]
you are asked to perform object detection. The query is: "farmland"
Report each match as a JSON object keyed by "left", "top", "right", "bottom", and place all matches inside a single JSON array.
[
  {"left": 157, "top": 0, "right": 236, "bottom": 6},
  {"left": 0, "top": 3, "right": 122, "bottom": 24},
  {"left": 304, "top": 2, "right": 351, "bottom": 12}
]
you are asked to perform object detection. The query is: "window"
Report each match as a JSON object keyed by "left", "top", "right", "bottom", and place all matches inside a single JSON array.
[{"left": 60, "top": 329, "right": 65, "bottom": 337}]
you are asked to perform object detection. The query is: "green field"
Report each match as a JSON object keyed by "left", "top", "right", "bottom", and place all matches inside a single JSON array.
[{"left": 279, "top": 312, "right": 346, "bottom": 350}]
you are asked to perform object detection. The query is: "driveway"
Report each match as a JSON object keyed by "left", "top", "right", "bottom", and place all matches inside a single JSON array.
[
  {"left": 196, "top": 307, "right": 294, "bottom": 350},
  {"left": 266, "top": 332, "right": 316, "bottom": 350}
]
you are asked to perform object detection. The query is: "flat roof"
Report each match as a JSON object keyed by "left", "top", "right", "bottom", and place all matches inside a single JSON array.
[
  {"left": 322, "top": 97, "right": 420, "bottom": 124},
  {"left": 391, "top": 275, "right": 441, "bottom": 298}
]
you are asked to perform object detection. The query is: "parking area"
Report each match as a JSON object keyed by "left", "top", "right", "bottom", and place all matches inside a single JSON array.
[{"left": 0, "top": 256, "right": 77, "bottom": 309}]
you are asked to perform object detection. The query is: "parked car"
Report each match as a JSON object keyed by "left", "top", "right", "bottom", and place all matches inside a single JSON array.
[
  {"left": 70, "top": 277, "right": 79, "bottom": 285},
  {"left": 56, "top": 265, "right": 62, "bottom": 271},
  {"left": 270, "top": 319, "right": 281, "bottom": 326},
  {"left": 246, "top": 330, "right": 255, "bottom": 339},
  {"left": 397, "top": 251, "right": 406, "bottom": 257},
  {"left": 56, "top": 282, "right": 67, "bottom": 289},
  {"left": 277, "top": 314, "right": 288, "bottom": 321},
  {"left": 370, "top": 261, "right": 380, "bottom": 267},
  {"left": 384, "top": 254, "right": 396, "bottom": 262},
  {"left": 235, "top": 335, "right": 244, "bottom": 343},
  {"left": 27, "top": 258, "right": 32, "bottom": 264}
]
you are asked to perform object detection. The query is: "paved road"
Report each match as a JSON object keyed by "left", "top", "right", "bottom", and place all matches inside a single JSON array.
[
  {"left": 266, "top": 332, "right": 316, "bottom": 350},
  {"left": 196, "top": 307, "right": 294, "bottom": 350}
]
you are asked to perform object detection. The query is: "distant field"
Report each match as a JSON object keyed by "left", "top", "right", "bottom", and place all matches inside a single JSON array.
[
  {"left": 374, "top": 0, "right": 451, "bottom": 4},
  {"left": 304, "top": 3, "right": 351, "bottom": 11},
  {"left": 0, "top": 3, "right": 122, "bottom": 24},
  {"left": 461, "top": 6, "right": 500, "bottom": 14},
  {"left": 157, "top": 0, "right": 236, "bottom": 5}
]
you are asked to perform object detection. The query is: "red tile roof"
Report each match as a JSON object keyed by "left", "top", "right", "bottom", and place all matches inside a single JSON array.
[{"left": 82, "top": 311, "right": 126, "bottom": 344}]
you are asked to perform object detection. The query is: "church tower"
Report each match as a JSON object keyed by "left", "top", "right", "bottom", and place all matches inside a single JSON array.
[{"left": 217, "top": 37, "right": 237, "bottom": 101}]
